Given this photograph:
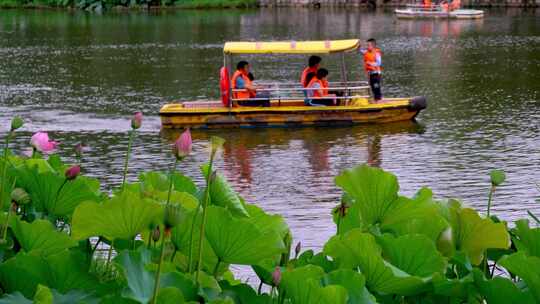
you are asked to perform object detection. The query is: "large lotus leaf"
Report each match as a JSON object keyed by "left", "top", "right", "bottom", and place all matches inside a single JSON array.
[
  {"left": 380, "top": 194, "right": 449, "bottom": 242},
  {"left": 71, "top": 191, "right": 162, "bottom": 240},
  {"left": 156, "top": 287, "right": 185, "bottom": 304},
  {"left": 0, "top": 292, "right": 32, "bottom": 304},
  {"left": 139, "top": 171, "right": 197, "bottom": 198},
  {"left": 219, "top": 280, "right": 272, "bottom": 304},
  {"left": 14, "top": 165, "right": 100, "bottom": 218},
  {"left": 432, "top": 272, "right": 476, "bottom": 299},
  {"left": 335, "top": 165, "right": 399, "bottom": 228},
  {"left": 0, "top": 250, "right": 99, "bottom": 298},
  {"left": 33, "top": 285, "right": 100, "bottom": 304},
  {"left": 513, "top": 219, "right": 540, "bottom": 257},
  {"left": 114, "top": 249, "right": 155, "bottom": 303},
  {"left": 321, "top": 269, "right": 377, "bottom": 304},
  {"left": 499, "top": 252, "right": 540, "bottom": 302},
  {"left": 281, "top": 265, "right": 348, "bottom": 304},
  {"left": 204, "top": 206, "right": 285, "bottom": 265},
  {"left": 324, "top": 229, "right": 432, "bottom": 296},
  {"left": 378, "top": 234, "right": 446, "bottom": 277},
  {"left": 245, "top": 204, "right": 289, "bottom": 239},
  {"left": 170, "top": 208, "right": 220, "bottom": 272},
  {"left": 441, "top": 202, "right": 510, "bottom": 265},
  {"left": 202, "top": 164, "right": 249, "bottom": 217},
  {"left": 10, "top": 218, "right": 77, "bottom": 256},
  {"left": 472, "top": 269, "right": 535, "bottom": 304}
]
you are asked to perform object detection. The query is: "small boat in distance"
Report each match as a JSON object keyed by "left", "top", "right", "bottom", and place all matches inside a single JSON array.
[
  {"left": 160, "top": 39, "right": 427, "bottom": 129},
  {"left": 395, "top": 2, "right": 484, "bottom": 19}
]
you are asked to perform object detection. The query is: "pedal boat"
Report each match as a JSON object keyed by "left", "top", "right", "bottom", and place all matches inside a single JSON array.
[
  {"left": 160, "top": 39, "right": 427, "bottom": 129},
  {"left": 395, "top": 4, "right": 484, "bottom": 19}
]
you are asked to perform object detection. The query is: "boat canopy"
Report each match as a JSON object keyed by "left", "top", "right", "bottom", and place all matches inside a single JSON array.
[{"left": 223, "top": 39, "right": 360, "bottom": 55}]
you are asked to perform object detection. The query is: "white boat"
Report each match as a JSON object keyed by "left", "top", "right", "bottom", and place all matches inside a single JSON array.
[{"left": 395, "top": 4, "right": 484, "bottom": 19}]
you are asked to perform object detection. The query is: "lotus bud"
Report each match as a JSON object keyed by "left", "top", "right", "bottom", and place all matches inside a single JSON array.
[
  {"left": 11, "top": 188, "right": 30, "bottom": 205},
  {"left": 490, "top": 170, "right": 505, "bottom": 187},
  {"left": 131, "top": 111, "right": 143, "bottom": 130},
  {"left": 65, "top": 165, "right": 81, "bottom": 180},
  {"left": 164, "top": 204, "right": 182, "bottom": 231},
  {"left": 272, "top": 266, "right": 281, "bottom": 286},
  {"left": 210, "top": 136, "right": 225, "bottom": 158},
  {"left": 10, "top": 116, "right": 23, "bottom": 132},
  {"left": 152, "top": 226, "right": 161, "bottom": 242},
  {"left": 294, "top": 242, "right": 301, "bottom": 258},
  {"left": 173, "top": 129, "right": 192, "bottom": 160}
]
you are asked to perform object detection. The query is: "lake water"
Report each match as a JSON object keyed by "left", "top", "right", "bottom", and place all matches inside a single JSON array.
[{"left": 1, "top": 8, "right": 539, "bottom": 254}]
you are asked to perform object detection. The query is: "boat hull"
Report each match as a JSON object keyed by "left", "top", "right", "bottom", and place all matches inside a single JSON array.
[
  {"left": 160, "top": 97, "right": 427, "bottom": 129},
  {"left": 395, "top": 9, "right": 484, "bottom": 19}
]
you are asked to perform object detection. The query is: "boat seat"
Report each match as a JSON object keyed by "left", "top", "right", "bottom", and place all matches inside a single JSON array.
[{"left": 183, "top": 101, "right": 225, "bottom": 108}]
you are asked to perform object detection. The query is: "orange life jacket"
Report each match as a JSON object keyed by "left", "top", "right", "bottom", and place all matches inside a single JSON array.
[
  {"left": 301, "top": 66, "right": 318, "bottom": 87},
  {"left": 307, "top": 77, "right": 328, "bottom": 98},
  {"left": 231, "top": 70, "right": 252, "bottom": 100},
  {"left": 363, "top": 48, "right": 382, "bottom": 73},
  {"left": 423, "top": 0, "right": 432, "bottom": 8}
]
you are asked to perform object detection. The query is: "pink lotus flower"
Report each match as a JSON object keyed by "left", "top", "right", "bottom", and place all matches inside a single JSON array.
[
  {"left": 173, "top": 129, "right": 192, "bottom": 160},
  {"left": 272, "top": 266, "right": 281, "bottom": 286},
  {"left": 30, "top": 132, "right": 58, "bottom": 153},
  {"left": 131, "top": 111, "right": 143, "bottom": 130},
  {"left": 65, "top": 165, "right": 81, "bottom": 180}
]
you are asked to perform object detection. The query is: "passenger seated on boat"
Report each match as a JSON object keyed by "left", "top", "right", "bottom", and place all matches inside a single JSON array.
[
  {"left": 305, "top": 68, "right": 337, "bottom": 106},
  {"left": 232, "top": 61, "right": 270, "bottom": 107},
  {"left": 301, "top": 55, "right": 322, "bottom": 87}
]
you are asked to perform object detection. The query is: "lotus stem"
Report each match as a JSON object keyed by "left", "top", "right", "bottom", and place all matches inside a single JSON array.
[
  {"left": 486, "top": 185, "right": 495, "bottom": 217},
  {"left": 121, "top": 130, "right": 135, "bottom": 189},
  {"left": 106, "top": 242, "right": 114, "bottom": 274},
  {"left": 1, "top": 178, "right": 16, "bottom": 242},
  {"left": 212, "top": 258, "right": 221, "bottom": 278},
  {"left": 151, "top": 234, "right": 167, "bottom": 304},
  {"left": 194, "top": 158, "right": 216, "bottom": 283},
  {"left": 166, "top": 158, "right": 179, "bottom": 207},
  {"left": 258, "top": 281, "right": 263, "bottom": 295},
  {"left": 0, "top": 131, "right": 13, "bottom": 217},
  {"left": 147, "top": 231, "right": 153, "bottom": 249},
  {"left": 170, "top": 249, "right": 176, "bottom": 262}
]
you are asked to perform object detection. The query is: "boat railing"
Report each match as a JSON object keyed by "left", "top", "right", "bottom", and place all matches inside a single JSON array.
[
  {"left": 405, "top": 3, "right": 442, "bottom": 11},
  {"left": 255, "top": 81, "right": 369, "bottom": 87}
]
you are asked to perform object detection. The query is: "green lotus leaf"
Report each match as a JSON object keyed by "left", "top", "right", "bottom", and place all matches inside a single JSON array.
[
  {"left": 281, "top": 265, "right": 348, "bottom": 304},
  {"left": 378, "top": 234, "right": 447, "bottom": 277},
  {"left": 220, "top": 280, "right": 272, "bottom": 304},
  {"left": 202, "top": 164, "right": 249, "bottom": 217},
  {"left": 440, "top": 201, "right": 510, "bottom": 265},
  {"left": 335, "top": 166, "right": 448, "bottom": 241},
  {"left": 114, "top": 249, "right": 155, "bottom": 303},
  {"left": 0, "top": 250, "right": 99, "bottom": 298},
  {"left": 204, "top": 206, "right": 286, "bottom": 265},
  {"left": 432, "top": 272, "right": 475, "bottom": 299},
  {"left": 156, "top": 287, "right": 185, "bottom": 304},
  {"left": 499, "top": 252, "right": 540, "bottom": 302},
  {"left": 513, "top": 219, "right": 540, "bottom": 257},
  {"left": 25, "top": 159, "right": 55, "bottom": 173},
  {"left": 245, "top": 204, "right": 289, "bottom": 239},
  {"left": 10, "top": 218, "right": 77, "bottom": 256},
  {"left": 14, "top": 164, "right": 100, "bottom": 218},
  {"left": 472, "top": 268, "right": 535, "bottom": 304},
  {"left": 324, "top": 229, "right": 434, "bottom": 296},
  {"left": 139, "top": 171, "right": 198, "bottom": 198},
  {"left": 322, "top": 269, "right": 376, "bottom": 304},
  {"left": 71, "top": 191, "right": 162, "bottom": 241},
  {"left": 34, "top": 284, "right": 53, "bottom": 304},
  {"left": 0, "top": 292, "right": 32, "bottom": 304},
  {"left": 170, "top": 208, "right": 220, "bottom": 272},
  {"left": 335, "top": 165, "right": 399, "bottom": 229}
]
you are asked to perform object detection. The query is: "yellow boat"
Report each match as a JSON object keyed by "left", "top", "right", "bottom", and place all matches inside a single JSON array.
[{"left": 160, "top": 39, "right": 427, "bottom": 129}]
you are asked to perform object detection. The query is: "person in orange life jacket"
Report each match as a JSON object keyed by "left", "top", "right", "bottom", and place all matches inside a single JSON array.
[
  {"left": 231, "top": 61, "right": 270, "bottom": 107},
  {"left": 360, "top": 38, "right": 383, "bottom": 102},
  {"left": 305, "top": 68, "right": 337, "bottom": 106},
  {"left": 301, "top": 55, "right": 322, "bottom": 87}
]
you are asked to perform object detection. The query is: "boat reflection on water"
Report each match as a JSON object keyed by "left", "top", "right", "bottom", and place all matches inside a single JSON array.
[
  {"left": 161, "top": 121, "right": 425, "bottom": 191},
  {"left": 396, "top": 17, "right": 484, "bottom": 37}
]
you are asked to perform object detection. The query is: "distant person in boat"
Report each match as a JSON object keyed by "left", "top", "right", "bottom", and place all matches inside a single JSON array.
[
  {"left": 423, "top": 0, "right": 432, "bottom": 8},
  {"left": 232, "top": 61, "right": 270, "bottom": 107},
  {"left": 301, "top": 55, "right": 322, "bottom": 87},
  {"left": 305, "top": 68, "right": 337, "bottom": 106},
  {"left": 360, "top": 38, "right": 383, "bottom": 102}
]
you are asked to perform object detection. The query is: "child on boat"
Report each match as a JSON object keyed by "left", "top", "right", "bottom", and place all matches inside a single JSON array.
[{"left": 305, "top": 68, "right": 337, "bottom": 106}]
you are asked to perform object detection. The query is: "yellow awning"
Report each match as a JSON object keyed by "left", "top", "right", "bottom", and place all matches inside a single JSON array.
[{"left": 223, "top": 39, "right": 360, "bottom": 55}]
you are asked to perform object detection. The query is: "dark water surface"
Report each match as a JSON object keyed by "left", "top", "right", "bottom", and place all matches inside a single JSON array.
[{"left": 1, "top": 8, "right": 539, "bottom": 254}]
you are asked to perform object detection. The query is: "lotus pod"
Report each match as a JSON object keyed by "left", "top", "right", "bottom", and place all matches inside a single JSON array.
[
  {"left": 490, "top": 170, "right": 506, "bottom": 187},
  {"left": 11, "top": 188, "right": 30, "bottom": 205},
  {"left": 10, "top": 116, "right": 23, "bottom": 131}
]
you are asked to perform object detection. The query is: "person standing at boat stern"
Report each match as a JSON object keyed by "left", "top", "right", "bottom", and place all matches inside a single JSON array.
[{"left": 361, "top": 38, "right": 383, "bottom": 102}]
